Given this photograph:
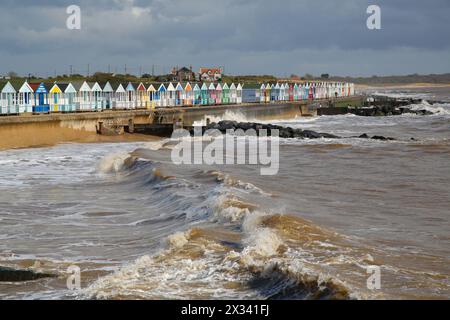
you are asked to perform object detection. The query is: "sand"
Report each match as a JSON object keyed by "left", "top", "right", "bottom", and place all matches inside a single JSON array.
[{"left": 0, "top": 121, "right": 159, "bottom": 151}]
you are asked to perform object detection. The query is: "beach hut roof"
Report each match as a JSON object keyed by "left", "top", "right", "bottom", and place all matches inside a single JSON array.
[
  {"left": 91, "top": 82, "right": 103, "bottom": 92},
  {"left": 274, "top": 83, "right": 280, "bottom": 89},
  {"left": 116, "top": 83, "right": 126, "bottom": 93},
  {"left": 185, "top": 82, "right": 192, "bottom": 91},
  {"left": 158, "top": 83, "right": 166, "bottom": 92},
  {"left": 216, "top": 83, "right": 222, "bottom": 91},
  {"left": 137, "top": 83, "right": 146, "bottom": 91},
  {"left": 103, "top": 82, "right": 114, "bottom": 93},
  {"left": 222, "top": 83, "right": 229, "bottom": 90},
  {"left": 176, "top": 82, "right": 184, "bottom": 91},
  {"left": 1, "top": 81, "right": 16, "bottom": 93},
  {"left": 126, "top": 82, "right": 135, "bottom": 92},
  {"left": 166, "top": 82, "right": 175, "bottom": 91},
  {"left": 49, "top": 83, "right": 63, "bottom": 94},
  {"left": 147, "top": 84, "right": 156, "bottom": 92},
  {"left": 230, "top": 83, "right": 236, "bottom": 90},
  {"left": 79, "top": 81, "right": 91, "bottom": 92},
  {"left": 18, "top": 81, "right": 34, "bottom": 93},
  {"left": 201, "top": 83, "right": 208, "bottom": 90},
  {"left": 56, "top": 83, "right": 70, "bottom": 92},
  {"left": 208, "top": 83, "right": 215, "bottom": 90},
  {"left": 193, "top": 83, "right": 201, "bottom": 91},
  {"left": 237, "top": 83, "right": 243, "bottom": 90},
  {"left": 63, "top": 83, "right": 77, "bottom": 93},
  {"left": 260, "top": 84, "right": 265, "bottom": 90},
  {"left": 34, "top": 83, "right": 48, "bottom": 94}
]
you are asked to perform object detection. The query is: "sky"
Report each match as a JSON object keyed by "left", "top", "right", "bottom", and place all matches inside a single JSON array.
[{"left": 0, "top": 0, "right": 449, "bottom": 77}]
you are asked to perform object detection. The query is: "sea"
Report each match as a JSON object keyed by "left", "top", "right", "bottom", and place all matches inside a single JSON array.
[{"left": 0, "top": 87, "right": 449, "bottom": 300}]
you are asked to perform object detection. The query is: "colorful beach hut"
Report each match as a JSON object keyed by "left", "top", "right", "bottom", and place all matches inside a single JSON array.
[
  {"left": 147, "top": 84, "right": 156, "bottom": 109},
  {"left": 32, "top": 83, "right": 50, "bottom": 113},
  {"left": 184, "top": 82, "right": 193, "bottom": 106},
  {"left": 200, "top": 83, "right": 209, "bottom": 105},
  {"left": 208, "top": 83, "right": 216, "bottom": 105},
  {"left": 215, "top": 83, "right": 223, "bottom": 104},
  {"left": 193, "top": 83, "right": 201, "bottom": 105},
  {"left": 157, "top": 83, "right": 167, "bottom": 107},
  {"left": 175, "top": 82, "right": 184, "bottom": 106},
  {"left": 136, "top": 83, "right": 147, "bottom": 109},
  {"left": 49, "top": 83, "right": 63, "bottom": 112},
  {"left": 222, "top": 83, "right": 230, "bottom": 104}
]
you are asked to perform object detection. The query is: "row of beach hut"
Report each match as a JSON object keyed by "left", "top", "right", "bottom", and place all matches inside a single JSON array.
[
  {"left": 0, "top": 81, "right": 245, "bottom": 114},
  {"left": 257, "top": 82, "right": 355, "bottom": 102},
  {"left": 0, "top": 80, "right": 355, "bottom": 114}
]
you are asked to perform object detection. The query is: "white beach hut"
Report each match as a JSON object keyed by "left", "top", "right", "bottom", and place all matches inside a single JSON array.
[
  {"left": 114, "top": 83, "right": 127, "bottom": 109},
  {"left": 236, "top": 83, "right": 243, "bottom": 104},
  {"left": 102, "top": 82, "right": 114, "bottom": 109},
  {"left": 78, "top": 81, "right": 92, "bottom": 111},
  {"left": 126, "top": 82, "right": 136, "bottom": 109},
  {"left": 18, "top": 81, "right": 34, "bottom": 113},
  {"left": 167, "top": 82, "right": 176, "bottom": 107},
  {"left": 229, "top": 83, "right": 237, "bottom": 104},
  {"left": 1, "top": 81, "right": 17, "bottom": 114},
  {"left": 91, "top": 82, "right": 103, "bottom": 111},
  {"left": 63, "top": 83, "right": 77, "bottom": 112}
]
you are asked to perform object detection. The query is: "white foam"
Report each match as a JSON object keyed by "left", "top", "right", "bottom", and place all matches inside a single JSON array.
[
  {"left": 97, "top": 153, "right": 131, "bottom": 173},
  {"left": 192, "top": 110, "right": 257, "bottom": 126}
]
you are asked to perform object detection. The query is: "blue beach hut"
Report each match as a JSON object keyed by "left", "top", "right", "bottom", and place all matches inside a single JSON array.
[{"left": 33, "top": 83, "right": 50, "bottom": 113}]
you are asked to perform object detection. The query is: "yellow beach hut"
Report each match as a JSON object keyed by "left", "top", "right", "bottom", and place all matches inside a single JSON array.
[{"left": 147, "top": 84, "right": 156, "bottom": 109}]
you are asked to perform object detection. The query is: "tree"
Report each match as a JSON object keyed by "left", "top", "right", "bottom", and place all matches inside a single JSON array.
[
  {"left": 7, "top": 71, "right": 18, "bottom": 78},
  {"left": 321, "top": 74, "right": 330, "bottom": 79},
  {"left": 304, "top": 73, "right": 314, "bottom": 80}
]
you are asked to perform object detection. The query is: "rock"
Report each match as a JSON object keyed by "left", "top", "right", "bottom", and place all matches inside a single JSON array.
[
  {"left": 371, "top": 135, "right": 396, "bottom": 141},
  {"left": 0, "top": 266, "right": 56, "bottom": 282},
  {"left": 292, "top": 129, "right": 305, "bottom": 138},
  {"left": 359, "top": 133, "right": 369, "bottom": 139},
  {"left": 320, "top": 133, "right": 341, "bottom": 139},
  {"left": 302, "top": 130, "right": 322, "bottom": 139},
  {"left": 218, "top": 120, "right": 238, "bottom": 130},
  {"left": 279, "top": 129, "right": 293, "bottom": 138}
]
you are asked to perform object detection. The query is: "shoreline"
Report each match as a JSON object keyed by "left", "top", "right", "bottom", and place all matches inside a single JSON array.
[{"left": 356, "top": 83, "right": 450, "bottom": 90}]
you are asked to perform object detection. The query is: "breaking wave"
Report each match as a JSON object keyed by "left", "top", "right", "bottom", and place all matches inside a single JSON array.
[
  {"left": 192, "top": 110, "right": 257, "bottom": 126},
  {"left": 82, "top": 155, "right": 377, "bottom": 300}
]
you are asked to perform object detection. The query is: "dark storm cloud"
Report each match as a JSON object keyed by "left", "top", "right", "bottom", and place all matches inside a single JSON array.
[{"left": 0, "top": 0, "right": 449, "bottom": 76}]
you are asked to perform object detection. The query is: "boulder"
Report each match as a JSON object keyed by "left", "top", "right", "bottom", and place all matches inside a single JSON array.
[{"left": 0, "top": 266, "right": 56, "bottom": 282}]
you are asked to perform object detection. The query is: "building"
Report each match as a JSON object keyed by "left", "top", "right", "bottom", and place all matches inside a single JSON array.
[
  {"left": 171, "top": 66, "right": 196, "bottom": 82},
  {"left": 199, "top": 67, "right": 222, "bottom": 82}
]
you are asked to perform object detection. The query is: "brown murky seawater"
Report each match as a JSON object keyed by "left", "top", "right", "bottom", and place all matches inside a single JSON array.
[{"left": 0, "top": 88, "right": 449, "bottom": 299}]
